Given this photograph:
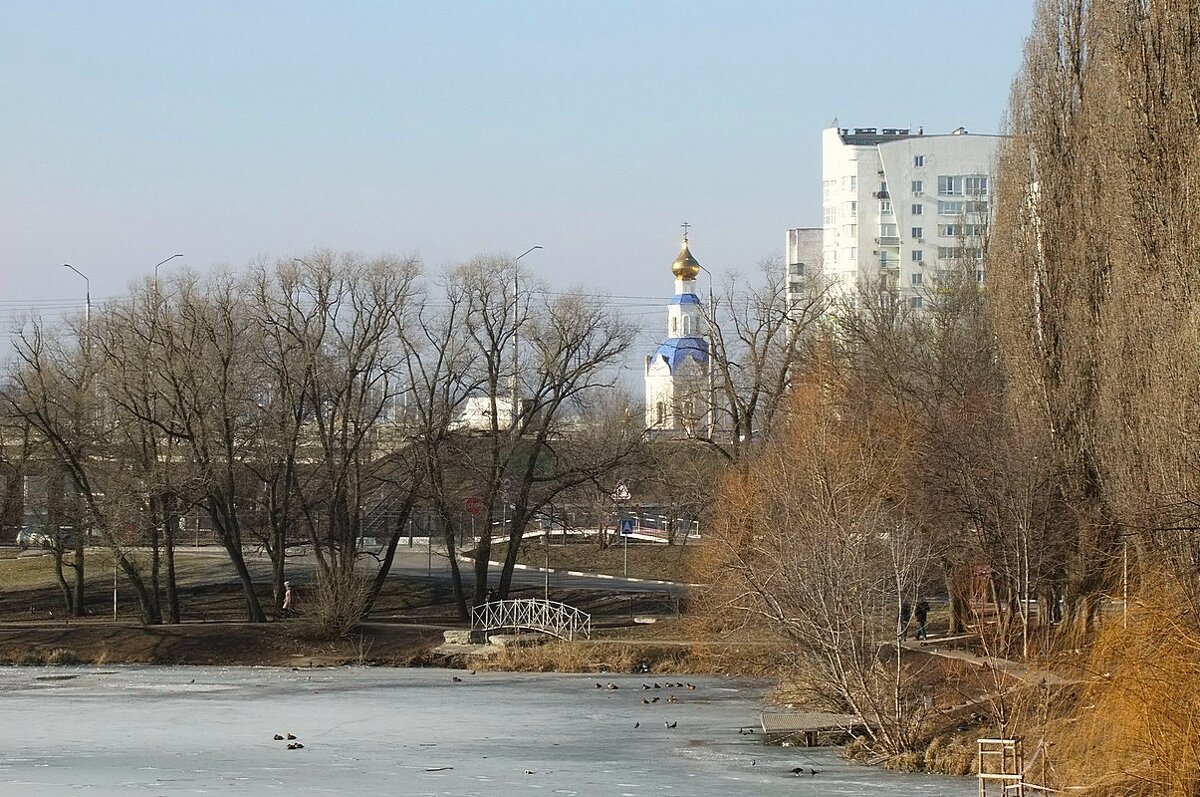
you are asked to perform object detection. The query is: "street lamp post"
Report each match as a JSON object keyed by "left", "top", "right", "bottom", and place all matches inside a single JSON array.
[
  {"left": 62, "top": 264, "right": 91, "bottom": 334},
  {"left": 153, "top": 253, "right": 184, "bottom": 292},
  {"left": 510, "top": 245, "right": 542, "bottom": 429}
]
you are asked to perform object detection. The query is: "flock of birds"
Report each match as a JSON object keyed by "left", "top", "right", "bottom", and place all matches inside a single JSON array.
[
  {"left": 278, "top": 671, "right": 825, "bottom": 777},
  {"left": 271, "top": 731, "right": 304, "bottom": 750}
]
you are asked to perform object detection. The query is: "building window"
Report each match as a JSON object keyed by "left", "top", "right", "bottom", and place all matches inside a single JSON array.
[
  {"left": 937, "top": 175, "right": 963, "bottom": 196},
  {"left": 911, "top": 296, "right": 924, "bottom": 309},
  {"left": 823, "top": 204, "right": 836, "bottom": 225},
  {"left": 790, "top": 263, "right": 806, "bottom": 277},
  {"left": 843, "top": 201, "right": 857, "bottom": 218},
  {"left": 844, "top": 175, "right": 857, "bottom": 191},
  {"left": 880, "top": 200, "right": 894, "bottom": 215},
  {"left": 938, "top": 246, "right": 983, "bottom": 260},
  {"left": 671, "top": 317, "right": 678, "bottom": 335},
  {"left": 912, "top": 250, "right": 924, "bottom": 262},
  {"left": 939, "top": 223, "right": 988, "bottom": 237},
  {"left": 937, "top": 200, "right": 964, "bottom": 216},
  {"left": 964, "top": 175, "right": 988, "bottom": 195},
  {"left": 842, "top": 223, "right": 857, "bottom": 238},
  {"left": 912, "top": 272, "right": 923, "bottom": 285},
  {"left": 911, "top": 227, "right": 923, "bottom": 239},
  {"left": 849, "top": 247, "right": 857, "bottom": 261},
  {"left": 655, "top": 402, "right": 666, "bottom": 426},
  {"left": 911, "top": 180, "right": 923, "bottom": 194},
  {"left": 911, "top": 203, "right": 923, "bottom": 216},
  {"left": 823, "top": 180, "right": 835, "bottom": 202},
  {"left": 977, "top": 270, "right": 985, "bottom": 283},
  {"left": 914, "top": 155, "right": 925, "bottom": 167},
  {"left": 879, "top": 223, "right": 898, "bottom": 238}
]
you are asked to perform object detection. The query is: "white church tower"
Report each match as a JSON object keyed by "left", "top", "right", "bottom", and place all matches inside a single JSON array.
[{"left": 644, "top": 230, "right": 710, "bottom": 436}]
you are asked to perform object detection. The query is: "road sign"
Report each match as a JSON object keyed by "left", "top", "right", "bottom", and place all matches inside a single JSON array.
[
  {"left": 619, "top": 517, "right": 636, "bottom": 537},
  {"left": 465, "top": 496, "right": 483, "bottom": 516}
]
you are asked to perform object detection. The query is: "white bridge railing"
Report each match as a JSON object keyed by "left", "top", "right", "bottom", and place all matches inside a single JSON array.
[{"left": 471, "top": 599, "right": 592, "bottom": 641}]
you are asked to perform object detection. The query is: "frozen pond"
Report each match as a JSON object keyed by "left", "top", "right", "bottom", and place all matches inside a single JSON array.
[{"left": 0, "top": 666, "right": 973, "bottom": 796}]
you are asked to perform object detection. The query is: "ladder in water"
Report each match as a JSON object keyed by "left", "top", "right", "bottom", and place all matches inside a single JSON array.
[{"left": 978, "top": 738, "right": 1023, "bottom": 797}]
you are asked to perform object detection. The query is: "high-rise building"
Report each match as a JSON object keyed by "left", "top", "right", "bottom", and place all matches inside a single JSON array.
[
  {"left": 785, "top": 227, "right": 822, "bottom": 314},
  {"left": 644, "top": 236, "right": 710, "bottom": 436},
  {"left": 820, "top": 124, "right": 1001, "bottom": 308}
]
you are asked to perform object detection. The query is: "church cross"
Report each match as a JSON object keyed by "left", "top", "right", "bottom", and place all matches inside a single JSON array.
[{"left": 681, "top": 222, "right": 691, "bottom": 242}]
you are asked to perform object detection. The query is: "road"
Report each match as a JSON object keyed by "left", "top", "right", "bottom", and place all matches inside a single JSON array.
[{"left": 172, "top": 543, "right": 687, "bottom": 596}]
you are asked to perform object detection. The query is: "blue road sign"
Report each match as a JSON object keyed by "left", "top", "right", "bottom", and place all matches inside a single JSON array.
[{"left": 619, "top": 518, "right": 636, "bottom": 537}]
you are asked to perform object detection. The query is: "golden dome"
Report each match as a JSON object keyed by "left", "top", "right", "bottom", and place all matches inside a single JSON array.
[{"left": 671, "top": 240, "right": 701, "bottom": 281}]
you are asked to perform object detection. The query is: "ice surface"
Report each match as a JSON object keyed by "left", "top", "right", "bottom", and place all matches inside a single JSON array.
[{"left": 0, "top": 666, "right": 974, "bottom": 795}]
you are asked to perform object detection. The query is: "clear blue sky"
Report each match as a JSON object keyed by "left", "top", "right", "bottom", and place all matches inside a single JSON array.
[{"left": 1, "top": 0, "right": 1033, "bottom": 313}]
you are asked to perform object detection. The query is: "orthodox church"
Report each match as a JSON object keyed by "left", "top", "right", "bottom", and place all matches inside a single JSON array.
[{"left": 644, "top": 232, "right": 710, "bottom": 436}]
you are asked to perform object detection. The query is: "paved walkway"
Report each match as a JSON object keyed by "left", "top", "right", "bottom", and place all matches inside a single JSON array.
[{"left": 901, "top": 638, "right": 1079, "bottom": 686}]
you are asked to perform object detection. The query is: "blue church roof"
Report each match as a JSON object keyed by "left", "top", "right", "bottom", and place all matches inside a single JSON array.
[
  {"left": 671, "top": 293, "right": 702, "bottom": 306},
  {"left": 650, "top": 336, "right": 709, "bottom": 373}
]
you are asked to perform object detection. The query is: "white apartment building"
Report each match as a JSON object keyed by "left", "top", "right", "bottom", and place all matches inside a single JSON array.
[
  {"left": 785, "top": 226, "right": 822, "bottom": 314},
  {"left": 820, "top": 124, "right": 1001, "bottom": 308}
]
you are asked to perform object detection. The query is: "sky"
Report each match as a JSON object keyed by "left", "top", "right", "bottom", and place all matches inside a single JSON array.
[{"left": 0, "top": 0, "right": 1034, "bottom": 331}]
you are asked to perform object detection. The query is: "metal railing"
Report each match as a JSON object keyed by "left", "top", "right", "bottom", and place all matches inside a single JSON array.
[{"left": 471, "top": 599, "right": 592, "bottom": 641}]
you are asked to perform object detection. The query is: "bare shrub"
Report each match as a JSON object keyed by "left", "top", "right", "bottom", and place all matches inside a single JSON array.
[{"left": 303, "top": 570, "right": 372, "bottom": 639}]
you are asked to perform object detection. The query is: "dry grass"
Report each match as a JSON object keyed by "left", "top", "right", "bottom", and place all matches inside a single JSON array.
[
  {"left": 0, "top": 647, "right": 86, "bottom": 666},
  {"left": 490, "top": 540, "right": 701, "bottom": 584},
  {"left": 469, "top": 636, "right": 786, "bottom": 677},
  {"left": 1051, "top": 581, "right": 1200, "bottom": 796}
]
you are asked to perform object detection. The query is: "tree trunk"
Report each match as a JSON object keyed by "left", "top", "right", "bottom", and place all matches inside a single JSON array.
[
  {"left": 164, "top": 493, "right": 180, "bottom": 624},
  {"left": 71, "top": 534, "right": 85, "bottom": 616},
  {"left": 362, "top": 492, "right": 418, "bottom": 618},
  {"left": 53, "top": 550, "right": 74, "bottom": 615},
  {"left": 209, "top": 497, "right": 267, "bottom": 622}
]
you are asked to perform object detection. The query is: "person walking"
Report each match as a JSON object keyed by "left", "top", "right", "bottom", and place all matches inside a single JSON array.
[
  {"left": 915, "top": 599, "right": 930, "bottom": 640},
  {"left": 898, "top": 602, "right": 912, "bottom": 640},
  {"left": 282, "top": 581, "right": 294, "bottom": 616}
]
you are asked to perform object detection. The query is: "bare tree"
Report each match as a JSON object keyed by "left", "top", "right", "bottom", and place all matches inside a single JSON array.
[
  {"left": 701, "top": 363, "right": 934, "bottom": 755},
  {"left": 4, "top": 319, "right": 164, "bottom": 622},
  {"left": 698, "top": 257, "right": 831, "bottom": 461}
]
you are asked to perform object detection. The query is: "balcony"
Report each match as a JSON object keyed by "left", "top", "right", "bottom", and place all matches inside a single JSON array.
[
  {"left": 874, "top": 236, "right": 900, "bottom": 247},
  {"left": 872, "top": 190, "right": 890, "bottom": 200}
]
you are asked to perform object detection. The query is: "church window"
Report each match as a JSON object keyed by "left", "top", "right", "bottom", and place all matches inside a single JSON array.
[
  {"left": 671, "top": 317, "right": 677, "bottom": 335},
  {"left": 655, "top": 402, "right": 666, "bottom": 426}
]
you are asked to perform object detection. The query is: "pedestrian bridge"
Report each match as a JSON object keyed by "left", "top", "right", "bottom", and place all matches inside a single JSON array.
[{"left": 471, "top": 599, "right": 592, "bottom": 641}]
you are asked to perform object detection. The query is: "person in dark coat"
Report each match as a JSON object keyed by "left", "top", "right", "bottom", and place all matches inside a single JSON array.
[
  {"left": 898, "top": 602, "right": 912, "bottom": 640},
  {"left": 915, "top": 599, "right": 930, "bottom": 640}
]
